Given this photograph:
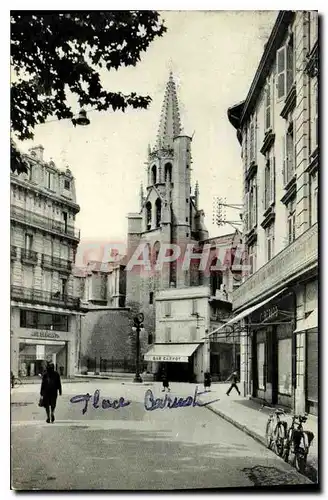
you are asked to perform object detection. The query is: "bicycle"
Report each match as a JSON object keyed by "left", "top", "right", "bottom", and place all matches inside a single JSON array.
[
  {"left": 282, "top": 414, "right": 314, "bottom": 475},
  {"left": 265, "top": 408, "right": 288, "bottom": 457},
  {"left": 11, "top": 375, "right": 22, "bottom": 388}
]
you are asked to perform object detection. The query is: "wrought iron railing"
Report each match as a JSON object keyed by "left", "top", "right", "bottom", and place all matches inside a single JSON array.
[
  {"left": 11, "top": 285, "right": 80, "bottom": 309},
  {"left": 11, "top": 204, "right": 80, "bottom": 239},
  {"left": 41, "top": 254, "right": 72, "bottom": 272},
  {"left": 233, "top": 223, "right": 318, "bottom": 310},
  {"left": 20, "top": 248, "right": 38, "bottom": 263}
]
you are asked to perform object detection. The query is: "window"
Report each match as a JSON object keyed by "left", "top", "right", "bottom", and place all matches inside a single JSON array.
[
  {"left": 265, "top": 224, "right": 275, "bottom": 261},
  {"left": 145, "top": 202, "right": 152, "bottom": 230},
  {"left": 287, "top": 198, "right": 296, "bottom": 244},
  {"left": 310, "top": 171, "right": 318, "bottom": 226},
  {"left": 249, "top": 115, "right": 256, "bottom": 164},
  {"left": 28, "top": 166, "right": 33, "bottom": 181},
  {"left": 46, "top": 170, "right": 53, "bottom": 190},
  {"left": 164, "top": 301, "right": 171, "bottom": 317},
  {"left": 264, "top": 152, "right": 275, "bottom": 210},
  {"left": 248, "top": 244, "right": 257, "bottom": 275},
  {"left": 149, "top": 291, "right": 154, "bottom": 305},
  {"left": 155, "top": 198, "right": 161, "bottom": 228},
  {"left": 257, "top": 343, "right": 265, "bottom": 390},
  {"left": 265, "top": 78, "right": 273, "bottom": 131},
  {"left": 25, "top": 233, "right": 33, "bottom": 251},
  {"left": 192, "top": 299, "right": 198, "bottom": 316},
  {"left": 247, "top": 177, "right": 257, "bottom": 229},
  {"left": 61, "top": 278, "right": 68, "bottom": 296},
  {"left": 148, "top": 333, "right": 153, "bottom": 345},
  {"left": 165, "top": 327, "right": 171, "bottom": 343},
  {"left": 62, "top": 211, "right": 68, "bottom": 231},
  {"left": 276, "top": 37, "right": 295, "bottom": 100},
  {"left": 64, "top": 179, "right": 70, "bottom": 190},
  {"left": 278, "top": 338, "right": 292, "bottom": 395},
  {"left": 165, "top": 163, "right": 172, "bottom": 183},
  {"left": 283, "top": 121, "right": 295, "bottom": 186},
  {"left": 151, "top": 165, "right": 157, "bottom": 184}
]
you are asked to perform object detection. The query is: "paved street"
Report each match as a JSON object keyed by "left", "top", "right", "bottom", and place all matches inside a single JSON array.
[{"left": 11, "top": 381, "right": 313, "bottom": 490}]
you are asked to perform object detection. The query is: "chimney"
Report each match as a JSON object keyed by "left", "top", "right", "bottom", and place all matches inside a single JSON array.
[{"left": 28, "top": 145, "right": 44, "bottom": 162}]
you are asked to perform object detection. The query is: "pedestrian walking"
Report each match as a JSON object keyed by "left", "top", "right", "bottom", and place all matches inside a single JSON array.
[
  {"left": 225, "top": 370, "right": 241, "bottom": 396},
  {"left": 161, "top": 370, "right": 170, "bottom": 392},
  {"left": 40, "top": 362, "right": 62, "bottom": 423},
  {"left": 204, "top": 372, "right": 211, "bottom": 392}
]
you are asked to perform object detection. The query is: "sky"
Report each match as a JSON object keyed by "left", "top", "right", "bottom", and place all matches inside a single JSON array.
[{"left": 17, "top": 10, "right": 278, "bottom": 248}]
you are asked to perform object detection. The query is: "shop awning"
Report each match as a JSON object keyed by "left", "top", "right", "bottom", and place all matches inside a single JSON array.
[
  {"left": 144, "top": 343, "right": 200, "bottom": 363},
  {"left": 206, "top": 288, "right": 288, "bottom": 338},
  {"left": 294, "top": 308, "right": 318, "bottom": 333}
]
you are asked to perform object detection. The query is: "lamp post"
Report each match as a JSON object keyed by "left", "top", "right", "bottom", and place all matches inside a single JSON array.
[{"left": 133, "top": 313, "right": 144, "bottom": 383}]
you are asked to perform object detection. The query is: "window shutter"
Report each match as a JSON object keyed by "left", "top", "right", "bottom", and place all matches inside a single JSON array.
[
  {"left": 271, "top": 156, "right": 276, "bottom": 205},
  {"left": 165, "top": 327, "right": 171, "bottom": 343},
  {"left": 282, "top": 135, "right": 287, "bottom": 185},
  {"left": 245, "top": 191, "right": 249, "bottom": 232},
  {"left": 286, "top": 38, "right": 294, "bottom": 94},
  {"left": 265, "top": 82, "right": 271, "bottom": 130},
  {"left": 192, "top": 299, "right": 197, "bottom": 315},
  {"left": 276, "top": 46, "right": 286, "bottom": 99},
  {"left": 252, "top": 181, "right": 257, "bottom": 227}
]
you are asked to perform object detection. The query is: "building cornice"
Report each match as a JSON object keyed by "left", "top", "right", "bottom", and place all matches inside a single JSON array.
[{"left": 11, "top": 176, "right": 80, "bottom": 213}]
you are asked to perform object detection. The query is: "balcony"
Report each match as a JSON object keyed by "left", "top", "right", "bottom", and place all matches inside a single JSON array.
[
  {"left": 11, "top": 245, "right": 17, "bottom": 260},
  {"left": 11, "top": 205, "right": 80, "bottom": 240},
  {"left": 20, "top": 248, "right": 38, "bottom": 265},
  {"left": 41, "top": 254, "right": 72, "bottom": 273},
  {"left": 11, "top": 285, "right": 80, "bottom": 310},
  {"left": 233, "top": 223, "right": 318, "bottom": 311}
]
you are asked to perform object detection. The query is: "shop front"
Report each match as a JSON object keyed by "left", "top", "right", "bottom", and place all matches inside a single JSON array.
[
  {"left": 19, "top": 336, "right": 67, "bottom": 377},
  {"left": 144, "top": 343, "right": 202, "bottom": 382},
  {"left": 250, "top": 291, "right": 295, "bottom": 408}
]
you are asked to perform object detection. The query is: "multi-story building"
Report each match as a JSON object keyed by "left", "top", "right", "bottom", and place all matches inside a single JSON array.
[
  {"left": 225, "top": 11, "right": 318, "bottom": 414},
  {"left": 10, "top": 145, "right": 82, "bottom": 378},
  {"left": 126, "top": 72, "right": 209, "bottom": 349},
  {"left": 145, "top": 231, "right": 242, "bottom": 382},
  {"left": 73, "top": 259, "right": 126, "bottom": 308}
]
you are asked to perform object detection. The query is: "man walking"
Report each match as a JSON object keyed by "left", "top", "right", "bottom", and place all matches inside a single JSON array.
[{"left": 226, "top": 370, "right": 241, "bottom": 396}]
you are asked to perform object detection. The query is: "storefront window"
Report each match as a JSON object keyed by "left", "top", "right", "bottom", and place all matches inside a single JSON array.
[
  {"left": 278, "top": 338, "right": 292, "bottom": 395},
  {"left": 257, "top": 342, "right": 265, "bottom": 390}
]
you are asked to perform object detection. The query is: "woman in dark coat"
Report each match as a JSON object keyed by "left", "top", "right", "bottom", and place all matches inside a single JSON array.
[
  {"left": 161, "top": 370, "right": 170, "bottom": 392},
  {"left": 40, "top": 363, "right": 62, "bottom": 423}
]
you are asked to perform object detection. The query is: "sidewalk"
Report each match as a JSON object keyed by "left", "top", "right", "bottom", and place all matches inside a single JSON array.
[{"left": 206, "top": 383, "right": 318, "bottom": 483}]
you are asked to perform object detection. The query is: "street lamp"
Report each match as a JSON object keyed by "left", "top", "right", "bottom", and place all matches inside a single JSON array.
[{"left": 132, "top": 313, "right": 144, "bottom": 383}]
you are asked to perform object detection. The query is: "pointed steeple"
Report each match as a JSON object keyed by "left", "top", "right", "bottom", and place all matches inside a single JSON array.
[{"left": 156, "top": 72, "right": 182, "bottom": 150}]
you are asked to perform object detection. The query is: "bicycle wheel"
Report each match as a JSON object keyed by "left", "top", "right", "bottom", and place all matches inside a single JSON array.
[
  {"left": 14, "top": 378, "right": 22, "bottom": 387},
  {"left": 274, "top": 422, "right": 287, "bottom": 457},
  {"left": 294, "top": 451, "right": 307, "bottom": 474},
  {"left": 265, "top": 419, "right": 274, "bottom": 449}
]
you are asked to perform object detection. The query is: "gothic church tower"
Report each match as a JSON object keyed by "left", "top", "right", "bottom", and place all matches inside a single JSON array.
[{"left": 126, "top": 73, "right": 208, "bottom": 340}]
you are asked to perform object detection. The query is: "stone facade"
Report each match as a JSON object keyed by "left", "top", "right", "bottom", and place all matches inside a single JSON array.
[
  {"left": 227, "top": 11, "right": 318, "bottom": 414},
  {"left": 10, "top": 145, "right": 82, "bottom": 378}
]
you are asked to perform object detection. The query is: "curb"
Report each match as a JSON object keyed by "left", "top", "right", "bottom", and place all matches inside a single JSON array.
[
  {"left": 206, "top": 404, "right": 317, "bottom": 484},
  {"left": 206, "top": 404, "right": 267, "bottom": 448}
]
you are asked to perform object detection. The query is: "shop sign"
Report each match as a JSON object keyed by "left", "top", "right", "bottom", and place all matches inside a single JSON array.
[
  {"left": 148, "top": 355, "right": 187, "bottom": 362},
  {"left": 260, "top": 305, "right": 279, "bottom": 323},
  {"left": 30, "top": 331, "right": 60, "bottom": 340}
]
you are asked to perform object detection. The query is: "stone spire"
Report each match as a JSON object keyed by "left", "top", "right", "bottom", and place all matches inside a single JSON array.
[{"left": 155, "top": 72, "right": 182, "bottom": 150}]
